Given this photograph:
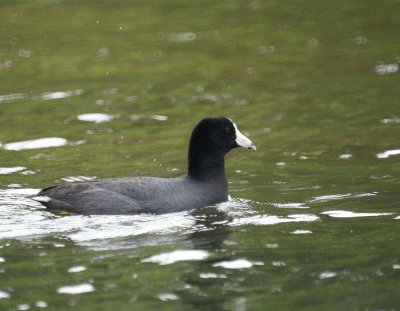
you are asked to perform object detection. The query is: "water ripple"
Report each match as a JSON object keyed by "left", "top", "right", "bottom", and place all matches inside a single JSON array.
[
  {"left": 0, "top": 166, "right": 26, "bottom": 174},
  {"left": 142, "top": 250, "right": 209, "bottom": 265},
  {"left": 2, "top": 137, "right": 68, "bottom": 151},
  {"left": 77, "top": 113, "right": 115, "bottom": 123},
  {"left": 230, "top": 214, "right": 319, "bottom": 226},
  {"left": 321, "top": 210, "right": 393, "bottom": 218},
  {"left": 0, "top": 93, "right": 27, "bottom": 103},
  {"left": 41, "top": 89, "right": 83, "bottom": 100},
  {"left": 1, "top": 190, "right": 395, "bottom": 247},
  {"left": 213, "top": 258, "right": 264, "bottom": 269},
  {"left": 376, "top": 149, "right": 400, "bottom": 159},
  {"left": 57, "top": 284, "right": 95, "bottom": 295},
  {"left": 309, "top": 192, "right": 377, "bottom": 203}
]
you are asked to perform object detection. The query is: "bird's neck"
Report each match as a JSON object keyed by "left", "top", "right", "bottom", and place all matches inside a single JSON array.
[{"left": 188, "top": 148, "right": 226, "bottom": 181}]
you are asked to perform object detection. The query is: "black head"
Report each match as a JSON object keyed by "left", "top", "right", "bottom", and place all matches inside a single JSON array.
[
  {"left": 187, "top": 117, "right": 256, "bottom": 180},
  {"left": 189, "top": 117, "right": 256, "bottom": 155}
]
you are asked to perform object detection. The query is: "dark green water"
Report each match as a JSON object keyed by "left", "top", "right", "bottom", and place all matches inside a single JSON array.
[{"left": 1, "top": 1, "right": 399, "bottom": 310}]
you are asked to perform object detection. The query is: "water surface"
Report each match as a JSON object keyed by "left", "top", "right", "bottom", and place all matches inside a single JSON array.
[{"left": 1, "top": 0, "right": 399, "bottom": 310}]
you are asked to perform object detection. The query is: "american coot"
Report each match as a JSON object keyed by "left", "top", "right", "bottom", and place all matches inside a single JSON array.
[{"left": 31, "top": 117, "right": 256, "bottom": 215}]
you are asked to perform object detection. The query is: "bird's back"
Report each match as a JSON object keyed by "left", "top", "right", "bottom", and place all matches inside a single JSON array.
[{"left": 34, "top": 176, "right": 228, "bottom": 215}]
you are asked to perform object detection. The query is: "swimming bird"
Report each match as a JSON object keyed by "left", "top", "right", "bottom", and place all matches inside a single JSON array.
[{"left": 31, "top": 117, "right": 256, "bottom": 215}]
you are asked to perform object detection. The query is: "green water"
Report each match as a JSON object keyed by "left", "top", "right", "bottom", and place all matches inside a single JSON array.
[{"left": 1, "top": 0, "right": 400, "bottom": 310}]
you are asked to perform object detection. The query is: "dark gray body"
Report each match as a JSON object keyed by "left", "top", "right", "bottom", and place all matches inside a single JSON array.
[{"left": 37, "top": 176, "right": 228, "bottom": 215}]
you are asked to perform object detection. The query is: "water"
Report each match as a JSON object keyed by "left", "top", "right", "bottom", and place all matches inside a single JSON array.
[{"left": 1, "top": 0, "right": 400, "bottom": 310}]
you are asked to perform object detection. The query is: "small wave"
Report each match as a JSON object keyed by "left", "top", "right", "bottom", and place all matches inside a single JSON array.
[
  {"left": 0, "top": 166, "right": 26, "bottom": 174},
  {"left": 213, "top": 258, "right": 264, "bottom": 269},
  {"left": 272, "top": 202, "right": 309, "bottom": 209},
  {"left": 2, "top": 137, "right": 68, "bottom": 151},
  {"left": 77, "top": 113, "right": 115, "bottom": 123},
  {"left": 291, "top": 230, "right": 312, "bottom": 234},
  {"left": 321, "top": 210, "right": 393, "bottom": 218},
  {"left": 57, "top": 284, "right": 95, "bottom": 295},
  {"left": 142, "top": 250, "right": 209, "bottom": 265},
  {"left": 376, "top": 149, "right": 400, "bottom": 159},
  {"left": 230, "top": 214, "right": 319, "bottom": 226},
  {"left": 309, "top": 192, "right": 377, "bottom": 203},
  {"left": 0, "top": 188, "right": 197, "bottom": 244},
  {"left": 41, "top": 89, "right": 83, "bottom": 100},
  {"left": 2, "top": 190, "right": 393, "bottom": 248}
]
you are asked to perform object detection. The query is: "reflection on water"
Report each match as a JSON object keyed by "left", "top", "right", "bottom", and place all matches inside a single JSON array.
[
  {"left": 1, "top": 189, "right": 396, "bottom": 246},
  {"left": 41, "top": 89, "right": 83, "bottom": 100},
  {"left": 57, "top": 284, "right": 95, "bottom": 295},
  {"left": 130, "top": 114, "right": 169, "bottom": 121},
  {"left": 0, "top": 167, "right": 26, "bottom": 175},
  {"left": 77, "top": 113, "right": 115, "bottom": 123},
  {"left": 68, "top": 266, "right": 87, "bottom": 273},
  {"left": 272, "top": 202, "right": 309, "bottom": 209},
  {"left": 0, "top": 291, "right": 11, "bottom": 299},
  {"left": 0, "top": 189, "right": 323, "bottom": 244},
  {"left": 230, "top": 213, "right": 319, "bottom": 226},
  {"left": 213, "top": 258, "right": 264, "bottom": 269},
  {"left": 321, "top": 210, "right": 393, "bottom": 218},
  {"left": 142, "top": 250, "right": 209, "bottom": 265},
  {"left": 2, "top": 137, "right": 68, "bottom": 151},
  {"left": 0, "top": 188, "right": 197, "bottom": 243},
  {"left": 308, "top": 192, "right": 377, "bottom": 203},
  {"left": 291, "top": 229, "right": 312, "bottom": 234},
  {"left": 380, "top": 117, "right": 400, "bottom": 124},
  {"left": 375, "top": 62, "right": 398, "bottom": 75},
  {"left": 376, "top": 149, "right": 400, "bottom": 159},
  {"left": 0, "top": 89, "right": 83, "bottom": 103},
  {"left": 0, "top": 93, "right": 27, "bottom": 103},
  {"left": 159, "top": 32, "right": 197, "bottom": 42}
]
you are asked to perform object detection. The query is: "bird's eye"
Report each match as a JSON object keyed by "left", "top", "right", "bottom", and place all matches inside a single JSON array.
[{"left": 225, "top": 127, "right": 231, "bottom": 134}]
